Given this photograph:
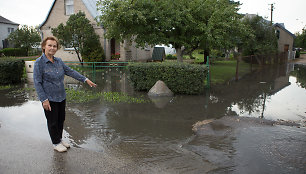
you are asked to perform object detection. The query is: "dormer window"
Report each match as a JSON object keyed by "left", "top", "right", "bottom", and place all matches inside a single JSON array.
[{"left": 65, "top": 0, "right": 74, "bottom": 15}]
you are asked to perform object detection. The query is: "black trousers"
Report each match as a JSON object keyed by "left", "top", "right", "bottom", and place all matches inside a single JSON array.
[{"left": 43, "top": 100, "right": 66, "bottom": 145}]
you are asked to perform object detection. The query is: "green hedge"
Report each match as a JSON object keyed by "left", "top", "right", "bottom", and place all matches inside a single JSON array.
[
  {"left": 0, "top": 48, "right": 27, "bottom": 57},
  {"left": 0, "top": 58, "right": 25, "bottom": 84},
  {"left": 127, "top": 62, "right": 208, "bottom": 94}
]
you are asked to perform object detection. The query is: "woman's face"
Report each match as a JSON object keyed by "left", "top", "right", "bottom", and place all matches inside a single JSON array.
[{"left": 43, "top": 40, "right": 58, "bottom": 56}]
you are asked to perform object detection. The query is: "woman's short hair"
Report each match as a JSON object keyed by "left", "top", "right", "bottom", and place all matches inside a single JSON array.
[{"left": 41, "top": 36, "right": 60, "bottom": 53}]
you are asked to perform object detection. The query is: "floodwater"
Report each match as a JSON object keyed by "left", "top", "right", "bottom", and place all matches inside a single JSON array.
[{"left": 0, "top": 63, "right": 305, "bottom": 173}]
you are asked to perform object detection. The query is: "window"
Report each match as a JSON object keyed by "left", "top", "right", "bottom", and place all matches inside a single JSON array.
[
  {"left": 276, "top": 30, "right": 280, "bottom": 39},
  {"left": 8, "top": 28, "right": 14, "bottom": 34},
  {"left": 65, "top": 0, "right": 74, "bottom": 15}
]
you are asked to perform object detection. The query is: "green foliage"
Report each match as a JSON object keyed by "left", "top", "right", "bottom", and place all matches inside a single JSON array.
[
  {"left": 0, "top": 85, "right": 13, "bottom": 90},
  {"left": 7, "top": 25, "right": 41, "bottom": 56},
  {"left": 210, "top": 49, "right": 224, "bottom": 58},
  {"left": 0, "top": 48, "right": 27, "bottom": 57},
  {"left": 0, "top": 58, "right": 25, "bottom": 84},
  {"left": 101, "top": 92, "right": 148, "bottom": 103},
  {"left": 294, "top": 28, "right": 306, "bottom": 49},
  {"left": 52, "top": 11, "right": 105, "bottom": 62},
  {"left": 65, "top": 88, "right": 148, "bottom": 103},
  {"left": 127, "top": 62, "right": 208, "bottom": 94},
  {"left": 241, "top": 15, "right": 278, "bottom": 56},
  {"left": 166, "top": 54, "right": 177, "bottom": 60},
  {"left": 97, "top": 0, "right": 248, "bottom": 62}
]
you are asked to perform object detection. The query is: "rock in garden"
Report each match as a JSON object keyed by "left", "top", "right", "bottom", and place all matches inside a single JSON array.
[{"left": 148, "top": 80, "right": 173, "bottom": 97}]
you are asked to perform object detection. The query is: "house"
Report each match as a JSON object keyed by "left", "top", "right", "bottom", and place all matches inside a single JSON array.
[
  {"left": 0, "top": 16, "right": 19, "bottom": 49},
  {"left": 39, "top": 0, "right": 153, "bottom": 62},
  {"left": 274, "top": 23, "right": 296, "bottom": 59},
  {"left": 243, "top": 14, "right": 296, "bottom": 59}
]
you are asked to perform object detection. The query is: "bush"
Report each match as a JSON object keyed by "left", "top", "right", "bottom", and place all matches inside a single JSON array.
[
  {"left": 127, "top": 62, "right": 208, "bottom": 94},
  {"left": 0, "top": 58, "right": 25, "bottom": 84},
  {"left": 83, "top": 46, "right": 106, "bottom": 62},
  {"left": 0, "top": 48, "right": 27, "bottom": 57},
  {"left": 166, "top": 54, "right": 177, "bottom": 60}
]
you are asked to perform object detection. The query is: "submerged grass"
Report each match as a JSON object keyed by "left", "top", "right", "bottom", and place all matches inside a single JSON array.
[
  {"left": 0, "top": 85, "right": 13, "bottom": 90},
  {"left": 65, "top": 88, "right": 148, "bottom": 104}
]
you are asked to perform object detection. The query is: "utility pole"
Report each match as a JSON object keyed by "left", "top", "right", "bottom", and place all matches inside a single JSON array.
[{"left": 269, "top": 3, "right": 275, "bottom": 25}]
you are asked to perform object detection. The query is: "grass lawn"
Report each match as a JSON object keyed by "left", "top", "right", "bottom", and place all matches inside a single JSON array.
[
  {"left": 209, "top": 60, "right": 253, "bottom": 85},
  {"left": 189, "top": 50, "right": 255, "bottom": 85}
]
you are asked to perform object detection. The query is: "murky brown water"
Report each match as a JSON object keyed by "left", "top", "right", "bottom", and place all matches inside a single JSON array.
[{"left": 0, "top": 63, "right": 305, "bottom": 173}]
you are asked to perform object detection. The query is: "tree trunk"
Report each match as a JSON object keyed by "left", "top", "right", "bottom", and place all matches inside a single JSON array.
[
  {"left": 176, "top": 48, "right": 183, "bottom": 63},
  {"left": 75, "top": 48, "right": 82, "bottom": 62},
  {"left": 74, "top": 48, "right": 83, "bottom": 65}
]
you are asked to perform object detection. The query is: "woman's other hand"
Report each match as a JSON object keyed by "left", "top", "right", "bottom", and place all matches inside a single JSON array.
[{"left": 43, "top": 100, "right": 51, "bottom": 111}]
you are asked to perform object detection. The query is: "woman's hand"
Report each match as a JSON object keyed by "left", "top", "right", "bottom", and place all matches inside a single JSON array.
[
  {"left": 86, "top": 79, "right": 97, "bottom": 88},
  {"left": 43, "top": 100, "right": 51, "bottom": 111}
]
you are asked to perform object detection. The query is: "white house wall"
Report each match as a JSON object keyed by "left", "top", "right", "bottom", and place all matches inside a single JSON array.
[{"left": 0, "top": 23, "right": 18, "bottom": 49}]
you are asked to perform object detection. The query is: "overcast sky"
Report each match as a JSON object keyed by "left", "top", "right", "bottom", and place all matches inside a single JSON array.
[{"left": 0, "top": 0, "right": 305, "bottom": 34}]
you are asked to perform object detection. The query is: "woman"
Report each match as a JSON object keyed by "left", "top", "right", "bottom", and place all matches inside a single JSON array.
[{"left": 33, "top": 36, "right": 97, "bottom": 152}]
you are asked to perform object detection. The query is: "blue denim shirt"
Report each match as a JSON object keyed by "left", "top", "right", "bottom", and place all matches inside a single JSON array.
[{"left": 33, "top": 54, "right": 86, "bottom": 102}]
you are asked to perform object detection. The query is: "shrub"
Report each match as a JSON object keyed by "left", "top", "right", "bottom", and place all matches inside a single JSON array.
[
  {"left": 0, "top": 48, "right": 27, "bottom": 57},
  {"left": 166, "top": 54, "right": 177, "bottom": 60},
  {"left": 0, "top": 58, "right": 25, "bottom": 84},
  {"left": 83, "top": 46, "right": 106, "bottom": 62},
  {"left": 127, "top": 62, "right": 208, "bottom": 94}
]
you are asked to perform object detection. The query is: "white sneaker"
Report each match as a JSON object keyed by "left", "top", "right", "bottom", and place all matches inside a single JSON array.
[
  {"left": 54, "top": 143, "right": 67, "bottom": 152},
  {"left": 61, "top": 141, "right": 70, "bottom": 148}
]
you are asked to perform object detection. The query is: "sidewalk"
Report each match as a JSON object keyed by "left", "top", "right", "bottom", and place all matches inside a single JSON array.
[
  {"left": 0, "top": 128, "right": 145, "bottom": 174},
  {"left": 289, "top": 53, "right": 306, "bottom": 65}
]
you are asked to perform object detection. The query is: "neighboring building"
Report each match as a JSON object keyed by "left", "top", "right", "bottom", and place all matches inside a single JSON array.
[
  {"left": 0, "top": 16, "right": 19, "bottom": 49},
  {"left": 243, "top": 14, "right": 296, "bottom": 59},
  {"left": 274, "top": 23, "right": 296, "bottom": 59},
  {"left": 39, "top": 0, "right": 153, "bottom": 61}
]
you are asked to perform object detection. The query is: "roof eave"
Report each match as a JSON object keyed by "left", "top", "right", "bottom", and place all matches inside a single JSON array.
[
  {"left": 274, "top": 23, "right": 296, "bottom": 38},
  {"left": 39, "top": 0, "right": 56, "bottom": 29}
]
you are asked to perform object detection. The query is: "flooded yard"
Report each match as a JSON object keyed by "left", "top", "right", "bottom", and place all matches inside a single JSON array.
[{"left": 0, "top": 62, "right": 305, "bottom": 173}]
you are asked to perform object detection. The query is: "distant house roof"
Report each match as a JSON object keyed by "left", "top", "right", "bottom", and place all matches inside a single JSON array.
[
  {"left": 273, "top": 23, "right": 296, "bottom": 38},
  {"left": 0, "top": 15, "right": 19, "bottom": 25},
  {"left": 39, "top": 0, "right": 100, "bottom": 29}
]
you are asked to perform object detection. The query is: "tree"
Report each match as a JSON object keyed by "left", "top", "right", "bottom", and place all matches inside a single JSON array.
[
  {"left": 241, "top": 15, "right": 278, "bottom": 56},
  {"left": 97, "top": 0, "right": 248, "bottom": 63},
  {"left": 52, "top": 11, "right": 105, "bottom": 62},
  {"left": 294, "top": 27, "right": 306, "bottom": 49},
  {"left": 8, "top": 25, "right": 41, "bottom": 56}
]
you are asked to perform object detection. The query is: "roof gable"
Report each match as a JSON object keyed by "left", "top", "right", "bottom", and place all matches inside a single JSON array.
[
  {"left": 39, "top": 0, "right": 100, "bottom": 29},
  {"left": 273, "top": 23, "right": 296, "bottom": 38},
  {"left": 0, "top": 15, "right": 19, "bottom": 25}
]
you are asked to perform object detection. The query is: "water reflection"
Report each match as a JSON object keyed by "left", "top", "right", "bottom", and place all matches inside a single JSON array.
[{"left": 227, "top": 64, "right": 306, "bottom": 121}]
